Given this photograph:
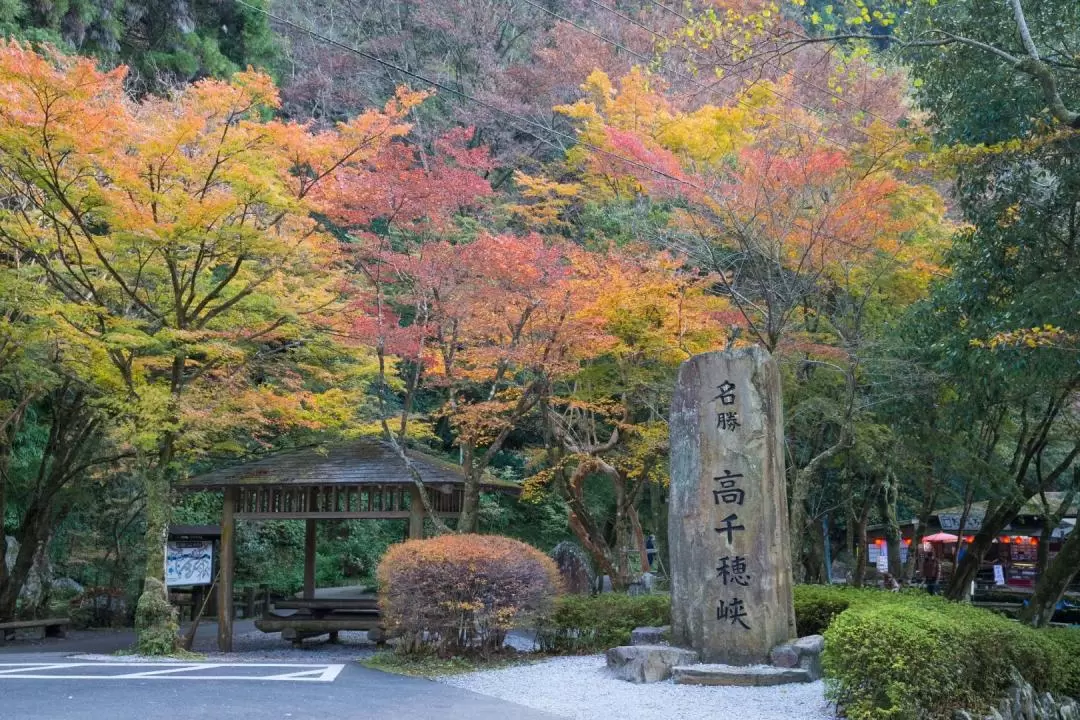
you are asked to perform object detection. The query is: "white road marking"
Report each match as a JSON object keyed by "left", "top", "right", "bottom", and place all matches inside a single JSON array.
[
  {"left": 0, "top": 662, "right": 345, "bottom": 682},
  {"left": 114, "top": 664, "right": 227, "bottom": 678},
  {"left": 0, "top": 664, "right": 74, "bottom": 675}
]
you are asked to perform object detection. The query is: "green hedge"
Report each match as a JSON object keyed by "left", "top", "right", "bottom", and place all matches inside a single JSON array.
[
  {"left": 535, "top": 594, "right": 671, "bottom": 653},
  {"left": 822, "top": 592, "right": 1080, "bottom": 720},
  {"left": 534, "top": 586, "right": 875, "bottom": 653}
]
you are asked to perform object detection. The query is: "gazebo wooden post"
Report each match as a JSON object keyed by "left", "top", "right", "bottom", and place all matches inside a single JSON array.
[
  {"left": 217, "top": 487, "right": 237, "bottom": 652},
  {"left": 409, "top": 486, "right": 425, "bottom": 539},
  {"left": 303, "top": 519, "right": 317, "bottom": 600}
]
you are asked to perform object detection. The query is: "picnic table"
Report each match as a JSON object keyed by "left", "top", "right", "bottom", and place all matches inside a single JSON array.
[{"left": 254, "top": 587, "right": 382, "bottom": 645}]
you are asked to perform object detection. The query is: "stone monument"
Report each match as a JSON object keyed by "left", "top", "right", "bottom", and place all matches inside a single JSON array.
[{"left": 668, "top": 347, "right": 795, "bottom": 665}]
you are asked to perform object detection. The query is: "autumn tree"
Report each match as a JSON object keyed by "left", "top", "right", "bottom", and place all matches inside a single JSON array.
[
  {"left": 351, "top": 231, "right": 607, "bottom": 533},
  {"left": 548, "top": 63, "right": 948, "bottom": 579},
  {"left": 523, "top": 249, "right": 727, "bottom": 587},
  {"left": 0, "top": 42, "right": 426, "bottom": 650}
]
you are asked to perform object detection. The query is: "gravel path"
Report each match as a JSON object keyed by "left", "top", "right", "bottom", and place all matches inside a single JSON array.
[{"left": 438, "top": 655, "right": 835, "bottom": 720}]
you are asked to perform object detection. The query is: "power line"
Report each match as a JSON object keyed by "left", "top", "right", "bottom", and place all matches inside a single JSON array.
[
  {"left": 583, "top": 0, "right": 891, "bottom": 142},
  {"left": 235, "top": 0, "right": 708, "bottom": 192},
  {"left": 518, "top": 0, "right": 858, "bottom": 151},
  {"left": 235, "top": 0, "right": 912, "bottom": 263},
  {"left": 641, "top": 0, "right": 902, "bottom": 130}
]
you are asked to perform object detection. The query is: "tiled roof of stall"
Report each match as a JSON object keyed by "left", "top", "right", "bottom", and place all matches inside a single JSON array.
[
  {"left": 933, "top": 492, "right": 1078, "bottom": 519},
  {"left": 176, "top": 440, "right": 516, "bottom": 490}
]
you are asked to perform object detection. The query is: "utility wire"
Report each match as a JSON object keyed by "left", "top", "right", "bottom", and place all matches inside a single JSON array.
[
  {"left": 518, "top": 0, "right": 858, "bottom": 151},
  {"left": 582, "top": 0, "right": 884, "bottom": 143},
  {"left": 235, "top": 0, "right": 708, "bottom": 192},
  {"left": 586, "top": 0, "right": 899, "bottom": 139},
  {"left": 236, "top": 0, "right": 912, "bottom": 262},
  {"left": 642, "top": 0, "right": 902, "bottom": 129}
]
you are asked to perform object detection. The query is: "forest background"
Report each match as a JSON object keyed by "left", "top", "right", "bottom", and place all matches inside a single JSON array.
[{"left": 0, "top": 0, "right": 1077, "bottom": 642}]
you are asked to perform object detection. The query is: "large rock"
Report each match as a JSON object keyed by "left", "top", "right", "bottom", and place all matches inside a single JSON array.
[
  {"left": 550, "top": 542, "right": 594, "bottom": 595},
  {"left": 605, "top": 645, "right": 699, "bottom": 684},
  {"left": 4, "top": 535, "right": 54, "bottom": 608},
  {"left": 3, "top": 536, "right": 13, "bottom": 573},
  {"left": 631, "top": 626, "right": 670, "bottom": 646},
  {"left": 769, "top": 644, "right": 799, "bottom": 668},
  {"left": 669, "top": 348, "right": 796, "bottom": 665},
  {"left": 959, "top": 669, "right": 1080, "bottom": 720},
  {"left": 771, "top": 634, "right": 825, "bottom": 680},
  {"left": 672, "top": 663, "right": 811, "bottom": 686},
  {"left": 51, "top": 577, "right": 84, "bottom": 596}
]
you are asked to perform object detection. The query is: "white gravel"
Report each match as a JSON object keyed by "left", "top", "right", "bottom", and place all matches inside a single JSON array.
[{"left": 438, "top": 655, "right": 835, "bottom": 720}]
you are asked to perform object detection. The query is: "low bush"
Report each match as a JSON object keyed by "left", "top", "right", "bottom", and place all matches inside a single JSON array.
[
  {"left": 793, "top": 585, "right": 856, "bottom": 636},
  {"left": 533, "top": 585, "right": 884, "bottom": 653},
  {"left": 377, "top": 534, "right": 560, "bottom": 657},
  {"left": 535, "top": 593, "right": 671, "bottom": 653},
  {"left": 823, "top": 592, "right": 1080, "bottom": 720}
]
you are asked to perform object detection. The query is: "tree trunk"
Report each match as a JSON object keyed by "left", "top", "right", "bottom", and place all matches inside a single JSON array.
[
  {"left": 852, "top": 503, "right": 870, "bottom": 588},
  {"left": 458, "top": 459, "right": 482, "bottom": 534},
  {"left": 946, "top": 499, "right": 1023, "bottom": 600},
  {"left": 627, "top": 505, "right": 650, "bottom": 573},
  {"left": 880, "top": 472, "right": 903, "bottom": 579},
  {"left": 134, "top": 455, "right": 179, "bottom": 655},
  {"left": 902, "top": 468, "right": 940, "bottom": 584},
  {"left": 1020, "top": 524, "right": 1080, "bottom": 626},
  {"left": 0, "top": 510, "right": 46, "bottom": 619}
]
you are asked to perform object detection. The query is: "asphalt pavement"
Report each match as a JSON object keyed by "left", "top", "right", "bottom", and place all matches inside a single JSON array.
[
  {"left": 0, "top": 652, "right": 559, "bottom": 720},
  {"left": 0, "top": 622, "right": 560, "bottom": 720}
]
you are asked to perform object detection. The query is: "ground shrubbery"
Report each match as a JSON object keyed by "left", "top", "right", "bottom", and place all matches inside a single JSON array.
[
  {"left": 818, "top": 589, "right": 1080, "bottom": 720},
  {"left": 535, "top": 593, "right": 671, "bottom": 653},
  {"left": 377, "top": 534, "right": 560, "bottom": 657},
  {"left": 793, "top": 584, "right": 858, "bottom": 636},
  {"left": 532, "top": 585, "right": 863, "bottom": 653}
]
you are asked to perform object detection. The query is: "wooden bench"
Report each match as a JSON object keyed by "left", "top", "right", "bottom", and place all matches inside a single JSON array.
[{"left": 0, "top": 617, "right": 70, "bottom": 645}]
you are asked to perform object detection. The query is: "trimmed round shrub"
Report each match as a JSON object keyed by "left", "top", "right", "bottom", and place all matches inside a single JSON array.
[{"left": 377, "top": 533, "right": 560, "bottom": 657}]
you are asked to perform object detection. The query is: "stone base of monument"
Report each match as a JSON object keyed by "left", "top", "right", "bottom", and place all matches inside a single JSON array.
[
  {"left": 769, "top": 634, "right": 825, "bottom": 681},
  {"left": 630, "top": 625, "right": 671, "bottom": 646},
  {"left": 605, "top": 644, "right": 699, "bottom": 683},
  {"left": 671, "top": 664, "right": 812, "bottom": 687}
]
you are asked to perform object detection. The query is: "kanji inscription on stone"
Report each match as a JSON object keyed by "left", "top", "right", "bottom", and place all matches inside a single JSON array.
[{"left": 668, "top": 347, "right": 796, "bottom": 665}]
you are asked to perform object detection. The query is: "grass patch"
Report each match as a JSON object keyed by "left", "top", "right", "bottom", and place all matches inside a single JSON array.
[{"left": 361, "top": 651, "right": 535, "bottom": 678}]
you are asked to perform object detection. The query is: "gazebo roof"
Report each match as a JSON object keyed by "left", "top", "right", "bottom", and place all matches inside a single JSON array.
[{"left": 176, "top": 439, "right": 514, "bottom": 491}]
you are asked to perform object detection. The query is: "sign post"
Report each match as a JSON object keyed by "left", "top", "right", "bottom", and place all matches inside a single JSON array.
[
  {"left": 668, "top": 347, "right": 796, "bottom": 665},
  {"left": 165, "top": 540, "right": 214, "bottom": 587}
]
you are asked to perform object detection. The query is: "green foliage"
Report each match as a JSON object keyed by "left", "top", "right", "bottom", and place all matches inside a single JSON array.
[
  {"left": 1, "top": 0, "right": 278, "bottom": 94},
  {"left": 535, "top": 593, "right": 671, "bottom": 653},
  {"left": 793, "top": 585, "right": 855, "bottom": 636},
  {"left": 478, "top": 491, "right": 572, "bottom": 551},
  {"left": 823, "top": 592, "right": 1080, "bottom": 720}
]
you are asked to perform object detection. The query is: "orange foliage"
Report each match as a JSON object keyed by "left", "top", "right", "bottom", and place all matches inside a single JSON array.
[{"left": 377, "top": 534, "right": 561, "bottom": 657}]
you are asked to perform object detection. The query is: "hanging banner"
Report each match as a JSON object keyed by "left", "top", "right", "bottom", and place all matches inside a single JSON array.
[
  {"left": 165, "top": 540, "right": 213, "bottom": 587},
  {"left": 939, "top": 511, "right": 984, "bottom": 532},
  {"left": 993, "top": 564, "right": 1006, "bottom": 586}
]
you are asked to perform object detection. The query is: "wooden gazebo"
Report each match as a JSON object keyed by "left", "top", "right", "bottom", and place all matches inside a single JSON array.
[{"left": 175, "top": 439, "right": 501, "bottom": 650}]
